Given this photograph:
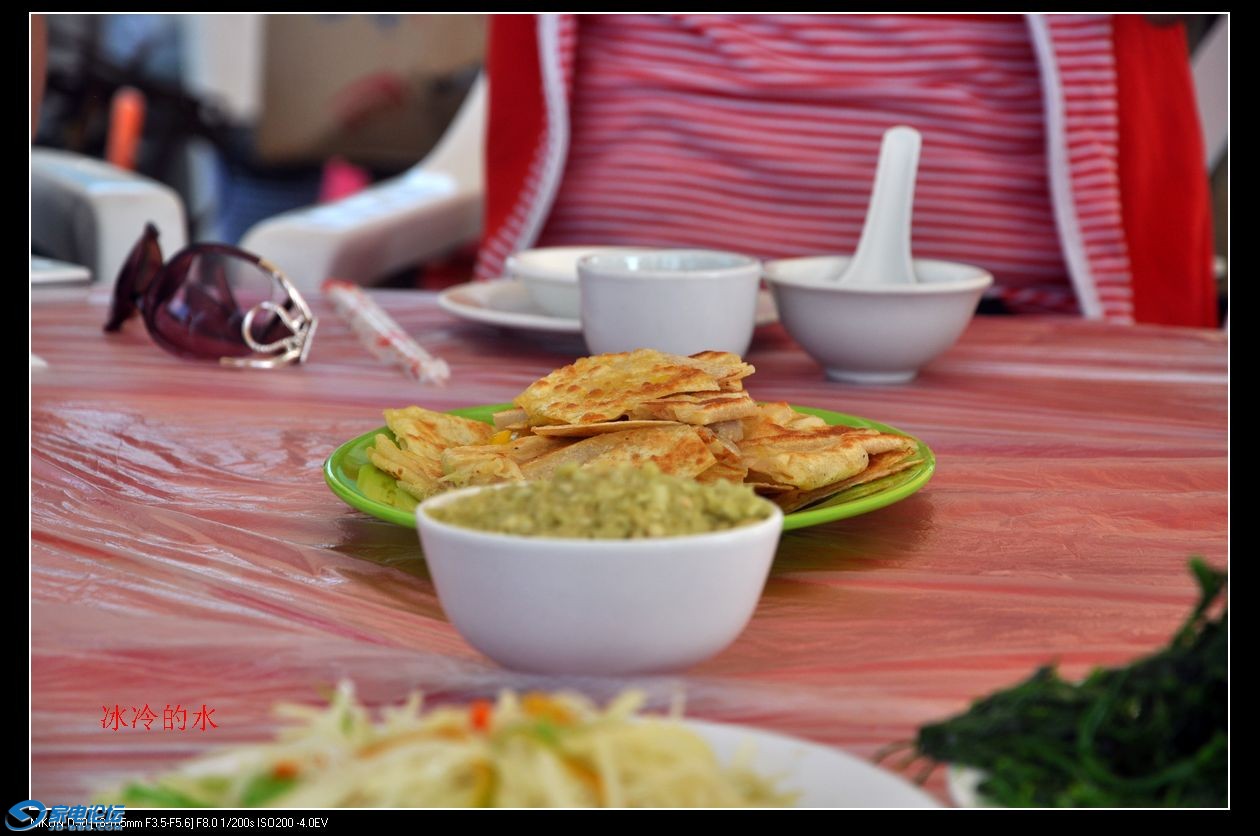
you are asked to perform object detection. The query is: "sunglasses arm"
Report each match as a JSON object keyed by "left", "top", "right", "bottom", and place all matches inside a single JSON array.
[{"left": 220, "top": 266, "right": 318, "bottom": 369}]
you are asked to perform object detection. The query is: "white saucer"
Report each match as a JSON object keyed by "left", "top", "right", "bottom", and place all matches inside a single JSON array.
[{"left": 438, "top": 278, "right": 778, "bottom": 336}]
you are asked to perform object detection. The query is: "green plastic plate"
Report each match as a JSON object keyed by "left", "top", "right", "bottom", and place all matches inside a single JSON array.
[{"left": 324, "top": 404, "right": 934, "bottom": 531}]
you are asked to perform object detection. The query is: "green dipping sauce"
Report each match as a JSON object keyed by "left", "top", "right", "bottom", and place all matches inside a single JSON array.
[{"left": 426, "top": 463, "right": 774, "bottom": 539}]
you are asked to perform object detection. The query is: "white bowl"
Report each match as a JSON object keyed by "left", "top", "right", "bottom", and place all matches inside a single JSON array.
[
  {"left": 415, "top": 485, "right": 783, "bottom": 675},
  {"left": 763, "top": 256, "right": 993, "bottom": 384},
  {"left": 507, "top": 246, "right": 645, "bottom": 319},
  {"left": 578, "top": 249, "right": 762, "bottom": 356}
]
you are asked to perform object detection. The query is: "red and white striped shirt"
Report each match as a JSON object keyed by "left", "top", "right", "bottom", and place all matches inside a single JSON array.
[
  {"left": 477, "top": 14, "right": 1216, "bottom": 326},
  {"left": 546, "top": 14, "right": 1086, "bottom": 313}
]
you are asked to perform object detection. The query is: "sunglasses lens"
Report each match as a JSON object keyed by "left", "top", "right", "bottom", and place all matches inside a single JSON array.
[
  {"left": 143, "top": 249, "right": 293, "bottom": 359},
  {"left": 104, "top": 227, "right": 163, "bottom": 332}
]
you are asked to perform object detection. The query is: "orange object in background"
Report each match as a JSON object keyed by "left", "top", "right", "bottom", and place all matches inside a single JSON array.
[{"left": 106, "top": 86, "right": 146, "bottom": 171}]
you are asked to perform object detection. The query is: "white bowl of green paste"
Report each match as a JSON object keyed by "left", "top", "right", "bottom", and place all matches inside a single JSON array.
[{"left": 415, "top": 465, "right": 783, "bottom": 675}]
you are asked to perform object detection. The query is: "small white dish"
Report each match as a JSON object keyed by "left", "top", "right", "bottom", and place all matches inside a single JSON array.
[
  {"left": 415, "top": 484, "right": 783, "bottom": 675},
  {"left": 763, "top": 256, "right": 993, "bottom": 384},
  {"left": 438, "top": 279, "right": 583, "bottom": 334},
  {"left": 578, "top": 249, "right": 762, "bottom": 356},
  {"left": 508, "top": 245, "right": 646, "bottom": 319},
  {"left": 437, "top": 278, "right": 778, "bottom": 336}
]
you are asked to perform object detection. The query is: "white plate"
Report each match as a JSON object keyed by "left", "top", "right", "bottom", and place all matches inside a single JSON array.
[
  {"left": 438, "top": 278, "right": 778, "bottom": 336},
  {"left": 946, "top": 765, "right": 993, "bottom": 808},
  {"left": 688, "top": 719, "right": 939, "bottom": 808},
  {"left": 31, "top": 255, "right": 92, "bottom": 286}
]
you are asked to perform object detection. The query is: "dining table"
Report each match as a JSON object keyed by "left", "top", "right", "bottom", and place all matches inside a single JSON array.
[{"left": 30, "top": 284, "right": 1228, "bottom": 807}]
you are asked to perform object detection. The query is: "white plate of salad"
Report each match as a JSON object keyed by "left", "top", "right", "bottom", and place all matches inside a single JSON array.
[{"left": 101, "top": 684, "right": 938, "bottom": 809}]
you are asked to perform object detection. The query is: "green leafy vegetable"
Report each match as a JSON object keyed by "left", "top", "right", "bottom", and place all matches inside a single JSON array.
[{"left": 909, "top": 558, "right": 1227, "bottom": 807}]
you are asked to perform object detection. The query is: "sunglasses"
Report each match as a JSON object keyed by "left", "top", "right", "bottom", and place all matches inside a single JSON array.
[{"left": 104, "top": 224, "right": 317, "bottom": 368}]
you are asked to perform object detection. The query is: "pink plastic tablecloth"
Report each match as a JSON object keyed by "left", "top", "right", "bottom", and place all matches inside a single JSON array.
[{"left": 30, "top": 287, "right": 1228, "bottom": 805}]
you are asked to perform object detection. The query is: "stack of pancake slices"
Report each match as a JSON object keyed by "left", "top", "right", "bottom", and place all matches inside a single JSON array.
[{"left": 369, "top": 348, "right": 923, "bottom": 512}]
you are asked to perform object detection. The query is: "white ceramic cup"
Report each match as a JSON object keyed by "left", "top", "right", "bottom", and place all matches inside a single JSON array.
[{"left": 578, "top": 249, "right": 762, "bottom": 356}]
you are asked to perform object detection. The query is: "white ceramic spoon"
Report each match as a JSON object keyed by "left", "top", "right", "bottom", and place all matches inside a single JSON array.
[{"left": 837, "top": 125, "right": 923, "bottom": 286}]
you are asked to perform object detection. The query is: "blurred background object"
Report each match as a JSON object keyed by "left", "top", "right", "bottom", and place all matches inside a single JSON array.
[
  {"left": 1185, "top": 15, "right": 1229, "bottom": 320},
  {"left": 255, "top": 15, "right": 482, "bottom": 169},
  {"left": 30, "top": 147, "right": 187, "bottom": 285},
  {"left": 32, "top": 13, "right": 1223, "bottom": 317},
  {"left": 238, "top": 74, "right": 485, "bottom": 293},
  {"left": 33, "top": 13, "right": 485, "bottom": 264}
]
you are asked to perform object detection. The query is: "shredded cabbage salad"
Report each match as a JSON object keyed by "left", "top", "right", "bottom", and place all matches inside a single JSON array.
[{"left": 107, "top": 683, "right": 793, "bottom": 808}]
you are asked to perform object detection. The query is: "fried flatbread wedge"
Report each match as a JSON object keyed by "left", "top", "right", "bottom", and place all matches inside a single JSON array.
[
  {"left": 582, "top": 426, "right": 716, "bottom": 478},
  {"left": 708, "top": 419, "right": 744, "bottom": 444},
  {"left": 439, "top": 448, "right": 524, "bottom": 487},
  {"left": 499, "top": 434, "right": 575, "bottom": 463},
  {"left": 771, "top": 449, "right": 923, "bottom": 513},
  {"left": 694, "top": 426, "right": 748, "bottom": 484},
  {"left": 747, "top": 481, "right": 794, "bottom": 496},
  {"left": 740, "top": 402, "right": 832, "bottom": 440},
  {"left": 739, "top": 426, "right": 871, "bottom": 491},
  {"left": 368, "top": 434, "right": 442, "bottom": 500},
  {"left": 628, "top": 391, "right": 760, "bottom": 425},
  {"left": 845, "top": 449, "right": 920, "bottom": 489},
  {"left": 384, "top": 406, "right": 497, "bottom": 455},
  {"left": 521, "top": 424, "right": 716, "bottom": 481},
  {"left": 741, "top": 425, "right": 912, "bottom": 494},
  {"left": 854, "top": 432, "right": 918, "bottom": 456},
  {"left": 532, "top": 420, "right": 679, "bottom": 437},
  {"left": 492, "top": 408, "right": 529, "bottom": 430},
  {"left": 371, "top": 407, "right": 498, "bottom": 499},
  {"left": 438, "top": 435, "right": 574, "bottom": 488},
  {"left": 698, "top": 462, "right": 747, "bottom": 484},
  {"left": 513, "top": 349, "right": 722, "bottom": 426},
  {"left": 678, "top": 351, "right": 755, "bottom": 391}
]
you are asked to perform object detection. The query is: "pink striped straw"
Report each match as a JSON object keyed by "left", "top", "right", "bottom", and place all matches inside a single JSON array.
[{"left": 321, "top": 279, "right": 450, "bottom": 385}]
